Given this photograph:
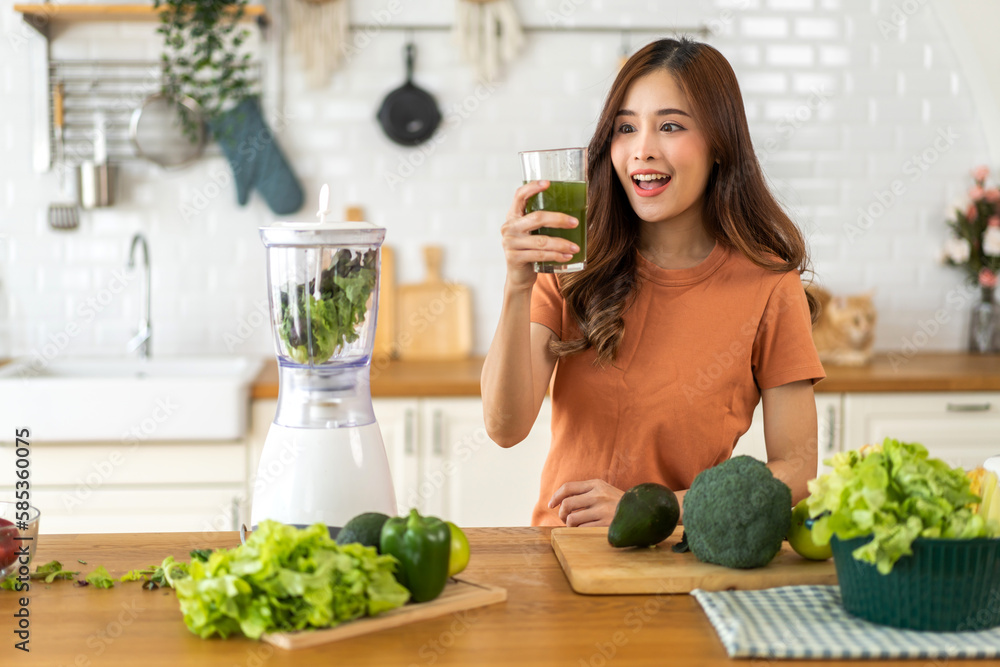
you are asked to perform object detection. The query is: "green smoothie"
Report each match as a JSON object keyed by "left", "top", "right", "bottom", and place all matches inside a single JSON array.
[{"left": 525, "top": 180, "right": 587, "bottom": 272}]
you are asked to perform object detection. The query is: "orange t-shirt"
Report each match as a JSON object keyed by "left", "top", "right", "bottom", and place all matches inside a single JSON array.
[{"left": 528, "top": 243, "right": 826, "bottom": 526}]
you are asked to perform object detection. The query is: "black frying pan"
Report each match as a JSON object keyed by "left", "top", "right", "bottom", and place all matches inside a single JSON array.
[{"left": 377, "top": 43, "right": 441, "bottom": 146}]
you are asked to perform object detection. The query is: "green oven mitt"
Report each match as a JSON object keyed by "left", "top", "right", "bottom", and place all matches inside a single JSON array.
[{"left": 209, "top": 96, "right": 304, "bottom": 215}]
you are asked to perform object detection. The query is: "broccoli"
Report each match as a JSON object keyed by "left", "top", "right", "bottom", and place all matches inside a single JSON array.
[{"left": 683, "top": 455, "right": 792, "bottom": 569}]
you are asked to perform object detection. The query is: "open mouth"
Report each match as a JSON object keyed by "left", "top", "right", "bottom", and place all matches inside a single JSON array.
[{"left": 630, "top": 172, "right": 671, "bottom": 196}]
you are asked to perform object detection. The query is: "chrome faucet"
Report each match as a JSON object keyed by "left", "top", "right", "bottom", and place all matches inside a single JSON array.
[{"left": 126, "top": 232, "right": 151, "bottom": 359}]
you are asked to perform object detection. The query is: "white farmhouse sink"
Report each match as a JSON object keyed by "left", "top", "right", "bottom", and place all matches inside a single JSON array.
[{"left": 0, "top": 356, "right": 264, "bottom": 442}]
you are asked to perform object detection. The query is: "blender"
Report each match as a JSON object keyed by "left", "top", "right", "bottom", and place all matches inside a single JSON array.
[{"left": 251, "top": 194, "right": 396, "bottom": 529}]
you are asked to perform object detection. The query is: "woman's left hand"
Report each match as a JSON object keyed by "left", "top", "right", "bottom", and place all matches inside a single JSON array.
[{"left": 548, "top": 479, "right": 624, "bottom": 527}]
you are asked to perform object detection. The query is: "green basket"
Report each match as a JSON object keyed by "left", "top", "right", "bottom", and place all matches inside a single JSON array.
[{"left": 831, "top": 535, "right": 1000, "bottom": 632}]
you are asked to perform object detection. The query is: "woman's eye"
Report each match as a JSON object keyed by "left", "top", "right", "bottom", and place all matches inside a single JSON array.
[
  {"left": 616, "top": 123, "right": 635, "bottom": 134},
  {"left": 661, "top": 122, "right": 684, "bottom": 132}
]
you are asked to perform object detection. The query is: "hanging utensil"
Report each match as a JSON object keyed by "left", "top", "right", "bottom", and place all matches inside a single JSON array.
[
  {"left": 129, "top": 92, "right": 206, "bottom": 169},
  {"left": 376, "top": 42, "right": 441, "bottom": 147},
  {"left": 48, "top": 81, "right": 79, "bottom": 231},
  {"left": 78, "top": 111, "right": 115, "bottom": 209}
]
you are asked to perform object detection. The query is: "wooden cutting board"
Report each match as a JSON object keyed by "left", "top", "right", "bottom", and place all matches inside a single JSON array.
[
  {"left": 396, "top": 246, "right": 473, "bottom": 361},
  {"left": 374, "top": 245, "right": 396, "bottom": 360},
  {"left": 552, "top": 526, "right": 837, "bottom": 595},
  {"left": 263, "top": 578, "right": 506, "bottom": 650}
]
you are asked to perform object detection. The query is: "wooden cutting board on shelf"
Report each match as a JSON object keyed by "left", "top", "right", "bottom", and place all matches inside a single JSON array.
[
  {"left": 396, "top": 245, "right": 473, "bottom": 361},
  {"left": 551, "top": 526, "right": 837, "bottom": 595},
  {"left": 373, "top": 244, "right": 396, "bottom": 360},
  {"left": 263, "top": 578, "right": 506, "bottom": 650}
]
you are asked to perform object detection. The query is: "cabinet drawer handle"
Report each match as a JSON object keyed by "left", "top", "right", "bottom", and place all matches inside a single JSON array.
[
  {"left": 231, "top": 497, "right": 240, "bottom": 532},
  {"left": 432, "top": 410, "right": 443, "bottom": 456},
  {"left": 946, "top": 402, "right": 992, "bottom": 412},
  {"left": 404, "top": 409, "right": 415, "bottom": 455}
]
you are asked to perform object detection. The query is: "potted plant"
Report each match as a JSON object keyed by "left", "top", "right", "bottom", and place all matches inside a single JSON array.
[
  {"left": 155, "top": 0, "right": 253, "bottom": 137},
  {"left": 941, "top": 165, "right": 1000, "bottom": 352},
  {"left": 154, "top": 0, "right": 303, "bottom": 214}
]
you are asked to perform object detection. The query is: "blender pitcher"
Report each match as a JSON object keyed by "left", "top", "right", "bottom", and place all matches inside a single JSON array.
[{"left": 251, "top": 220, "right": 396, "bottom": 529}]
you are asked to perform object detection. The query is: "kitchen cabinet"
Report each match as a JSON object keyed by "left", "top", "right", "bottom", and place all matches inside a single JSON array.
[
  {"left": 0, "top": 438, "right": 248, "bottom": 534},
  {"left": 842, "top": 392, "right": 1000, "bottom": 469},
  {"left": 737, "top": 390, "right": 1000, "bottom": 476},
  {"left": 372, "top": 397, "right": 552, "bottom": 526},
  {"left": 405, "top": 397, "right": 552, "bottom": 527}
]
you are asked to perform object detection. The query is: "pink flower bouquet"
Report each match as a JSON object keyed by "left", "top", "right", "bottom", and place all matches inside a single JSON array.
[{"left": 943, "top": 166, "right": 1000, "bottom": 290}]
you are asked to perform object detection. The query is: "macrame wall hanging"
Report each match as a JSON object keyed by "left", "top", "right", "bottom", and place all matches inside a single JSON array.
[
  {"left": 288, "top": 0, "right": 350, "bottom": 88},
  {"left": 453, "top": 0, "right": 524, "bottom": 83}
]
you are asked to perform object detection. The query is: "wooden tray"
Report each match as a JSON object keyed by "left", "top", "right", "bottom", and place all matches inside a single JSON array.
[
  {"left": 263, "top": 578, "right": 506, "bottom": 650},
  {"left": 552, "top": 527, "right": 837, "bottom": 595}
]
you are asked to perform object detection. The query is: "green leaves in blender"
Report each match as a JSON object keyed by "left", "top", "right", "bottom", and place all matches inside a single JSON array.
[{"left": 278, "top": 249, "right": 378, "bottom": 364}]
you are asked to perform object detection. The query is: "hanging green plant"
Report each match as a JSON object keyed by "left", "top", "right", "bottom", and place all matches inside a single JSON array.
[{"left": 153, "top": 0, "right": 256, "bottom": 141}]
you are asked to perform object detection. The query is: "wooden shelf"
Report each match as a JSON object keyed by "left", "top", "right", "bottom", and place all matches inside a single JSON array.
[{"left": 13, "top": 3, "right": 267, "bottom": 24}]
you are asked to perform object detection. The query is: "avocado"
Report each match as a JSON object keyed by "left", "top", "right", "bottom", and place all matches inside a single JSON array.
[
  {"left": 335, "top": 512, "right": 391, "bottom": 551},
  {"left": 607, "top": 483, "right": 680, "bottom": 548}
]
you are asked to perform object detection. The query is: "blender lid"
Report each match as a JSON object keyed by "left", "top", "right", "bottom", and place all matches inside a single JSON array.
[{"left": 259, "top": 221, "right": 386, "bottom": 247}]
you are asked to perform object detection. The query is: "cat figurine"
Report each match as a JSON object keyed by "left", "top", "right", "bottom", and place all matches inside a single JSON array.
[{"left": 806, "top": 285, "right": 877, "bottom": 366}]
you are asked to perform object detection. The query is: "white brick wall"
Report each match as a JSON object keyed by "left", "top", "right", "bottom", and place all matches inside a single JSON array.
[{"left": 0, "top": 0, "right": 991, "bottom": 361}]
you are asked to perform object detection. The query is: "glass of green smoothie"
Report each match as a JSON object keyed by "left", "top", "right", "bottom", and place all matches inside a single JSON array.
[{"left": 519, "top": 147, "right": 588, "bottom": 273}]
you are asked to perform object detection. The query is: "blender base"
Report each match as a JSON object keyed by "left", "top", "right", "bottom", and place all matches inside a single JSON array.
[{"left": 249, "top": 422, "right": 397, "bottom": 529}]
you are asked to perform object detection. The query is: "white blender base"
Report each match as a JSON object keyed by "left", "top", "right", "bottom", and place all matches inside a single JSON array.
[{"left": 250, "top": 422, "right": 397, "bottom": 529}]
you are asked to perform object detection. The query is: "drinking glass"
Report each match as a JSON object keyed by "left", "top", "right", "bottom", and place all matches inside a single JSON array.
[{"left": 519, "top": 148, "right": 588, "bottom": 273}]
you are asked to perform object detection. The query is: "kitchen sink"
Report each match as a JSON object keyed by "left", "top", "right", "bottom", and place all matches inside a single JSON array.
[{"left": 0, "top": 356, "right": 264, "bottom": 442}]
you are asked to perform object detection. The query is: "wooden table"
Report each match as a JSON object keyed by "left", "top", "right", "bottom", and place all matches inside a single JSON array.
[{"left": 0, "top": 528, "right": 988, "bottom": 666}]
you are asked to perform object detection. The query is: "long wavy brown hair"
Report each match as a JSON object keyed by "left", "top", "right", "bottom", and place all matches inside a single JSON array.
[{"left": 551, "top": 37, "right": 816, "bottom": 364}]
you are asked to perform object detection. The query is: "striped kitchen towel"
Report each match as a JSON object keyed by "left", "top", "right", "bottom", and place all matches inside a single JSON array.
[{"left": 692, "top": 586, "right": 1000, "bottom": 659}]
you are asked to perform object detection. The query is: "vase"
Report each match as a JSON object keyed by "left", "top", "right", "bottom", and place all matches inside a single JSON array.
[{"left": 968, "top": 286, "right": 998, "bottom": 353}]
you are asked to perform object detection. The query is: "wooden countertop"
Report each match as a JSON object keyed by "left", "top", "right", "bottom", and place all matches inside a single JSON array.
[
  {"left": 251, "top": 355, "right": 487, "bottom": 399},
  {"left": 251, "top": 352, "right": 1000, "bottom": 399},
  {"left": 0, "top": 528, "right": 978, "bottom": 666},
  {"left": 814, "top": 352, "right": 1000, "bottom": 392}
]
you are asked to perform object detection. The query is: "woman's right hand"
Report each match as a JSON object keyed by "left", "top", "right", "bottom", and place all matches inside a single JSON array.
[{"left": 501, "top": 180, "right": 581, "bottom": 292}]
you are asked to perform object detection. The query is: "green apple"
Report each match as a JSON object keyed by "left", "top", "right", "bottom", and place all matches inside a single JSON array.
[{"left": 787, "top": 499, "right": 832, "bottom": 561}]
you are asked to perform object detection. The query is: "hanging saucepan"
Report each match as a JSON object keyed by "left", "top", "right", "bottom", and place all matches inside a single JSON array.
[{"left": 377, "top": 42, "right": 441, "bottom": 146}]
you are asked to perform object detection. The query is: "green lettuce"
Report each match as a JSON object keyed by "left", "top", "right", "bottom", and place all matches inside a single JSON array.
[
  {"left": 1, "top": 560, "right": 79, "bottom": 589},
  {"left": 173, "top": 520, "right": 408, "bottom": 639},
  {"left": 808, "top": 438, "right": 999, "bottom": 574},
  {"left": 84, "top": 566, "right": 115, "bottom": 589},
  {"left": 278, "top": 249, "right": 377, "bottom": 365}
]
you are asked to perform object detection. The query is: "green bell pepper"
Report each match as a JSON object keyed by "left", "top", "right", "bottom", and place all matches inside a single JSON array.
[{"left": 379, "top": 509, "right": 451, "bottom": 603}]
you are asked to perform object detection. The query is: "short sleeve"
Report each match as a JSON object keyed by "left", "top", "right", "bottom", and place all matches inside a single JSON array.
[
  {"left": 530, "top": 273, "right": 564, "bottom": 338},
  {"left": 751, "top": 271, "right": 826, "bottom": 389}
]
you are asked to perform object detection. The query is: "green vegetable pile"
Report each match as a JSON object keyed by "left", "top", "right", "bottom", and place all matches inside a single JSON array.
[
  {"left": 279, "top": 248, "right": 377, "bottom": 364},
  {"left": 683, "top": 456, "right": 792, "bottom": 569},
  {"left": 174, "top": 520, "right": 408, "bottom": 639},
  {"left": 807, "top": 438, "right": 1000, "bottom": 574}
]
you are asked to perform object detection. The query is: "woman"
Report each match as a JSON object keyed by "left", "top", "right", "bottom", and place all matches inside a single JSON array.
[{"left": 481, "top": 38, "right": 825, "bottom": 527}]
